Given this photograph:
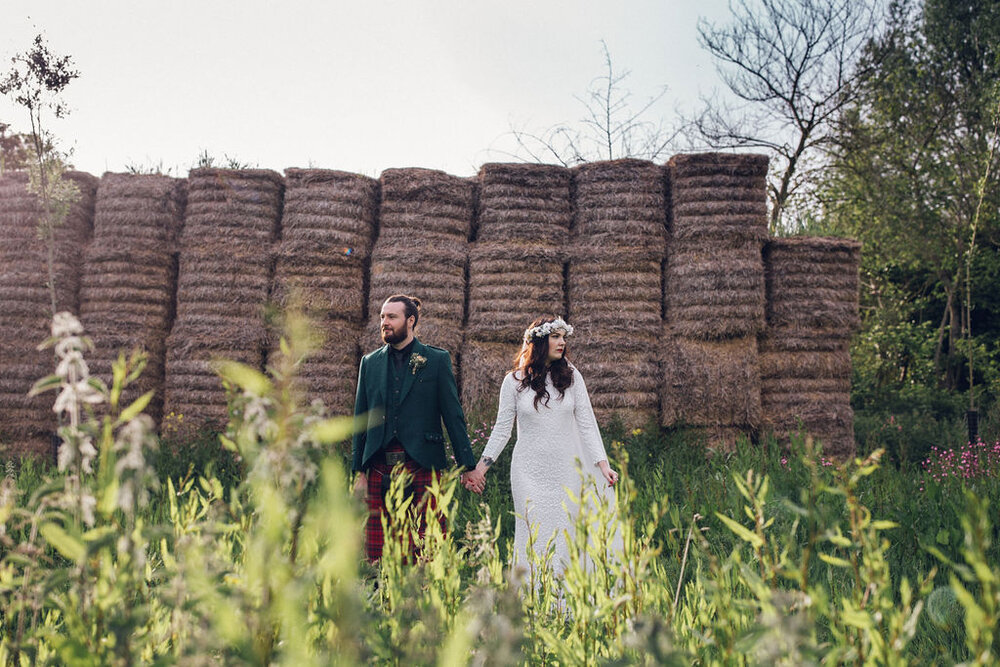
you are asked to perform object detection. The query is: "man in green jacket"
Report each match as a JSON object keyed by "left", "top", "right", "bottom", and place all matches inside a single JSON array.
[{"left": 352, "top": 294, "right": 480, "bottom": 561}]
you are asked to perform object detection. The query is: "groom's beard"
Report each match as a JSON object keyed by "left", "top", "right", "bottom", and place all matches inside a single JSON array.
[{"left": 381, "top": 320, "right": 410, "bottom": 345}]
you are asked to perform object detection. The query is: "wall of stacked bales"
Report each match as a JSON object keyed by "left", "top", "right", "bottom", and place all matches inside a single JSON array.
[{"left": 0, "top": 154, "right": 860, "bottom": 460}]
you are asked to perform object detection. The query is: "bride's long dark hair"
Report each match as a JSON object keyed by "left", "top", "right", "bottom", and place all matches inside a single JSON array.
[{"left": 513, "top": 316, "right": 574, "bottom": 410}]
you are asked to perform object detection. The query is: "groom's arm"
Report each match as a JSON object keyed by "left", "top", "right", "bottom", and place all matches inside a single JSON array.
[
  {"left": 351, "top": 357, "right": 368, "bottom": 473},
  {"left": 436, "top": 350, "right": 477, "bottom": 470}
]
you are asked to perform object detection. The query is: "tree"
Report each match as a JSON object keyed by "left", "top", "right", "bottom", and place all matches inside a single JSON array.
[
  {"left": 507, "top": 41, "right": 682, "bottom": 166},
  {"left": 822, "top": 0, "right": 1000, "bottom": 407},
  {"left": 0, "top": 34, "right": 81, "bottom": 315},
  {"left": 694, "top": 0, "right": 886, "bottom": 232}
]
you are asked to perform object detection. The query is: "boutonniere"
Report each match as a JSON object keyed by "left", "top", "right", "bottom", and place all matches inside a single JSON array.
[{"left": 409, "top": 353, "right": 427, "bottom": 375}]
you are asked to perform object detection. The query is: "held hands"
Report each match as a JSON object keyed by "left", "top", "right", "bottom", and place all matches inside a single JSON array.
[
  {"left": 597, "top": 460, "right": 619, "bottom": 487},
  {"left": 462, "top": 462, "right": 488, "bottom": 495}
]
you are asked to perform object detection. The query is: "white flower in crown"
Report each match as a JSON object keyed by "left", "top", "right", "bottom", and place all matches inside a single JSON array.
[{"left": 523, "top": 317, "right": 574, "bottom": 343}]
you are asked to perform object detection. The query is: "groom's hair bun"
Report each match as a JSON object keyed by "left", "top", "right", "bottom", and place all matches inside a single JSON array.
[{"left": 385, "top": 294, "right": 421, "bottom": 326}]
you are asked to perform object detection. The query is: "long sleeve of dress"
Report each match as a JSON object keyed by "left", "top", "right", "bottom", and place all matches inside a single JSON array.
[
  {"left": 481, "top": 372, "right": 517, "bottom": 462},
  {"left": 572, "top": 368, "right": 608, "bottom": 467}
]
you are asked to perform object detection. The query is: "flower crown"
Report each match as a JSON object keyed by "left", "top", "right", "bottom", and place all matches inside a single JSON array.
[{"left": 523, "top": 317, "right": 574, "bottom": 343}]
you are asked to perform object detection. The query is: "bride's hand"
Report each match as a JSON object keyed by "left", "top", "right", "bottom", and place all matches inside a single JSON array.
[{"left": 597, "top": 461, "right": 619, "bottom": 487}]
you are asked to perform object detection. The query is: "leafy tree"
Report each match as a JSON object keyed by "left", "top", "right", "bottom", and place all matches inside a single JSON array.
[
  {"left": 821, "top": 0, "right": 1000, "bottom": 411},
  {"left": 693, "top": 0, "right": 886, "bottom": 232},
  {"left": 0, "top": 34, "right": 81, "bottom": 315}
]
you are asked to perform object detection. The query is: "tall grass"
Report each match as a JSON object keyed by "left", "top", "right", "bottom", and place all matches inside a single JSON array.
[{"left": 1, "top": 310, "right": 998, "bottom": 664}]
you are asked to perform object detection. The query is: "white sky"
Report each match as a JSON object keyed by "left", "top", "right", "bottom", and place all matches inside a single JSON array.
[{"left": 2, "top": 0, "right": 732, "bottom": 178}]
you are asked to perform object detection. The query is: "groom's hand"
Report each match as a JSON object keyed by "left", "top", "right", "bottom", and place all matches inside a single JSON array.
[
  {"left": 462, "top": 469, "right": 485, "bottom": 495},
  {"left": 353, "top": 472, "right": 367, "bottom": 498}
]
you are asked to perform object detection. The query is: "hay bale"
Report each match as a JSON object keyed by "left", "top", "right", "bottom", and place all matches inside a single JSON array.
[
  {"left": 571, "top": 159, "right": 667, "bottom": 250},
  {"left": 567, "top": 245, "right": 663, "bottom": 345},
  {"left": 165, "top": 168, "right": 279, "bottom": 435},
  {"left": 570, "top": 349, "right": 659, "bottom": 427},
  {"left": 764, "top": 237, "right": 861, "bottom": 331},
  {"left": 0, "top": 171, "right": 97, "bottom": 456},
  {"left": 78, "top": 175, "right": 186, "bottom": 424},
  {"left": 459, "top": 340, "right": 516, "bottom": 411},
  {"left": 378, "top": 168, "right": 475, "bottom": 242},
  {"left": 282, "top": 168, "right": 378, "bottom": 258},
  {"left": 181, "top": 168, "right": 283, "bottom": 247},
  {"left": 668, "top": 152, "right": 769, "bottom": 180},
  {"left": 660, "top": 333, "right": 761, "bottom": 428},
  {"left": 91, "top": 173, "right": 186, "bottom": 248},
  {"left": 466, "top": 242, "right": 565, "bottom": 344},
  {"left": 667, "top": 153, "right": 768, "bottom": 248},
  {"left": 273, "top": 244, "right": 366, "bottom": 323},
  {"left": 363, "top": 243, "right": 468, "bottom": 353},
  {"left": 267, "top": 320, "right": 360, "bottom": 416},
  {"left": 665, "top": 238, "right": 765, "bottom": 340},
  {"left": 162, "top": 323, "right": 269, "bottom": 429},
  {"left": 476, "top": 163, "right": 571, "bottom": 244}
]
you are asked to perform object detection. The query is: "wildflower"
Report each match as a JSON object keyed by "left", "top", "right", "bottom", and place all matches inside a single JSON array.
[{"left": 51, "top": 311, "right": 83, "bottom": 338}]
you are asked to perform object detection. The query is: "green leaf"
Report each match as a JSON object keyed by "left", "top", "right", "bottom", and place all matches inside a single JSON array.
[
  {"left": 936, "top": 529, "right": 950, "bottom": 546},
  {"left": 308, "top": 416, "right": 359, "bottom": 444},
  {"left": 870, "top": 520, "right": 898, "bottom": 531},
  {"left": 215, "top": 360, "right": 272, "bottom": 396},
  {"left": 39, "top": 522, "right": 85, "bottom": 562},
  {"left": 219, "top": 434, "right": 239, "bottom": 452},
  {"left": 714, "top": 512, "right": 764, "bottom": 548},
  {"left": 818, "top": 552, "right": 852, "bottom": 568},
  {"left": 28, "top": 374, "right": 62, "bottom": 396},
  {"left": 118, "top": 390, "right": 154, "bottom": 423}
]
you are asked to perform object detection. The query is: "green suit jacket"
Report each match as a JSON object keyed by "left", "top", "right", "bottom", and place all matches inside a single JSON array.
[{"left": 351, "top": 339, "right": 476, "bottom": 473}]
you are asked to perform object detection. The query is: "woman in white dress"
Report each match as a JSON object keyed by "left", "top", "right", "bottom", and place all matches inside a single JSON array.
[{"left": 463, "top": 316, "right": 620, "bottom": 573}]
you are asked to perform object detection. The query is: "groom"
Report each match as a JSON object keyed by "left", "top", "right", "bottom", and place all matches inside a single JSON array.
[{"left": 352, "top": 294, "right": 481, "bottom": 562}]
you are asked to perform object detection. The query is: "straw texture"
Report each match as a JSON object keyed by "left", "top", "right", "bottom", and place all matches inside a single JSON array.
[
  {"left": 759, "top": 237, "right": 861, "bottom": 456},
  {"left": 163, "top": 169, "right": 283, "bottom": 431},
  {"left": 0, "top": 171, "right": 97, "bottom": 457}
]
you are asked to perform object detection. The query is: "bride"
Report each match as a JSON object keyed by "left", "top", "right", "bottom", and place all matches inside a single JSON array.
[{"left": 463, "top": 316, "right": 620, "bottom": 573}]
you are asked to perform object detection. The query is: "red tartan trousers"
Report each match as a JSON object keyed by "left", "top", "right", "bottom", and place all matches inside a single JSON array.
[{"left": 364, "top": 442, "right": 445, "bottom": 563}]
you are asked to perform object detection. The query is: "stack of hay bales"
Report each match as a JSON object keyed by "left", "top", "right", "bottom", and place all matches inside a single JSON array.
[
  {"left": 163, "top": 169, "right": 283, "bottom": 432},
  {"left": 761, "top": 237, "right": 860, "bottom": 456},
  {"left": 273, "top": 169, "right": 377, "bottom": 414},
  {"left": 463, "top": 164, "right": 571, "bottom": 409},
  {"left": 79, "top": 173, "right": 186, "bottom": 424},
  {"left": 0, "top": 171, "right": 97, "bottom": 457},
  {"left": 364, "top": 168, "right": 473, "bottom": 356},
  {"left": 568, "top": 159, "right": 667, "bottom": 426},
  {"left": 661, "top": 153, "right": 769, "bottom": 447}
]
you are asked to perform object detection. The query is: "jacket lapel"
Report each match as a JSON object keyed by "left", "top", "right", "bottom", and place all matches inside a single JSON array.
[
  {"left": 397, "top": 339, "right": 426, "bottom": 405},
  {"left": 370, "top": 345, "right": 389, "bottom": 404}
]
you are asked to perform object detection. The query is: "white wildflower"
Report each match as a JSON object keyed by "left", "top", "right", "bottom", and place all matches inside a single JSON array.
[{"left": 51, "top": 311, "right": 83, "bottom": 338}]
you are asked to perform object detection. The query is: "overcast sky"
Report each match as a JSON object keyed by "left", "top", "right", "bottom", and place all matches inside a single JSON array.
[{"left": 2, "top": 0, "right": 732, "bottom": 178}]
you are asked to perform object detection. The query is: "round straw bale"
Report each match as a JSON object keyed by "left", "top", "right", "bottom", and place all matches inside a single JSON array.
[
  {"left": 378, "top": 168, "right": 475, "bottom": 240},
  {"left": 476, "top": 163, "right": 571, "bottom": 244},
  {"left": 93, "top": 173, "right": 185, "bottom": 248},
  {"left": 659, "top": 334, "right": 761, "bottom": 428}
]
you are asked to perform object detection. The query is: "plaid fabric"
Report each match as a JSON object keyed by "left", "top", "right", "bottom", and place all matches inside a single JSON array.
[{"left": 364, "top": 442, "right": 444, "bottom": 563}]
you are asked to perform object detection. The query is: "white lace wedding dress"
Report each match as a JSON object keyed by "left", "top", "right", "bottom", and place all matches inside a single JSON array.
[{"left": 481, "top": 366, "right": 622, "bottom": 574}]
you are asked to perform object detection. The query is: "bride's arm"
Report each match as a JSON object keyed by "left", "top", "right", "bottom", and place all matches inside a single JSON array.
[
  {"left": 476, "top": 373, "right": 517, "bottom": 476},
  {"left": 572, "top": 368, "right": 611, "bottom": 467}
]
